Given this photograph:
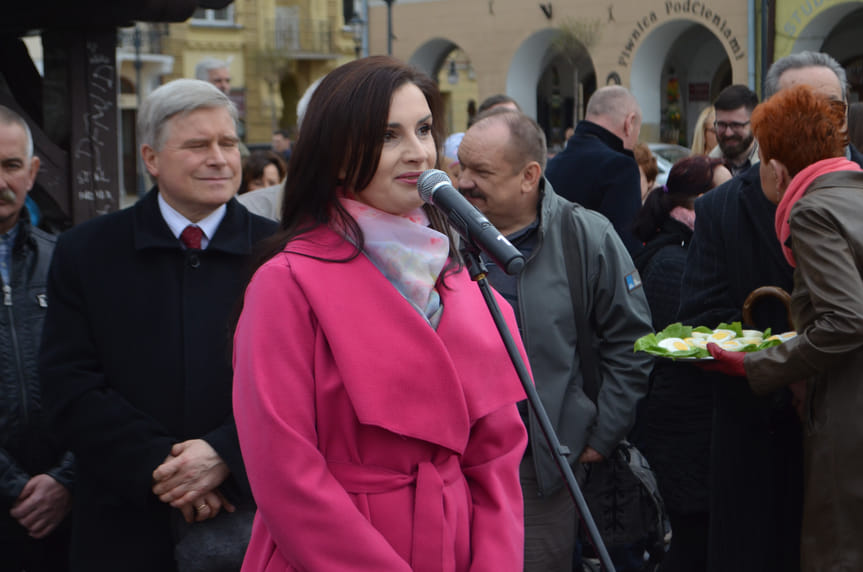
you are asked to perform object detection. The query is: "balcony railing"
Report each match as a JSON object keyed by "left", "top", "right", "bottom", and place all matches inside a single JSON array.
[
  {"left": 117, "top": 25, "right": 169, "bottom": 54},
  {"left": 269, "top": 17, "right": 334, "bottom": 56}
]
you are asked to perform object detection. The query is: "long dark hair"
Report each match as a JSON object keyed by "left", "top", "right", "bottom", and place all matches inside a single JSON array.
[
  {"left": 252, "top": 56, "right": 458, "bottom": 270},
  {"left": 632, "top": 155, "right": 723, "bottom": 243}
]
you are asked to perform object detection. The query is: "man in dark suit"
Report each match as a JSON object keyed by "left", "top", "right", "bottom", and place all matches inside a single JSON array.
[
  {"left": 39, "top": 79, "right": 277, "bottom": 571},
  {"left": 545, "top": 86, "right": 643, "bottom": 255},
  {"left": 678, "top": 51, "right": 863, "bottom": 572}
]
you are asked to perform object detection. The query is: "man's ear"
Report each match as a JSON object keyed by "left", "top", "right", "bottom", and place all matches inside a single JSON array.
[
  {"left": 26, "top": 156, "right": 40, "bottom": 192},
  {"left": 623, "top": 112, "right": 636, "bottom": 138},
  {"left": 521, "top": 161, "right": 543, "bottom": 193},
  {"left": 141, "top": 145, "right": 159, "bottom": 177},
  {"left": 769, "top": 159, "right": 792, "bottom": 194}
]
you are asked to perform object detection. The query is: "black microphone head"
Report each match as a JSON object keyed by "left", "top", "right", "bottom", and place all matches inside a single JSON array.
[{"left": 417, "top": 169, "right": 452, "bottom": 204}]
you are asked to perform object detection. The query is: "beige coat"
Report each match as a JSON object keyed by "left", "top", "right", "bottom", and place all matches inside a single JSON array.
[{"left": 746, "top": 170, "right": 863, "bottom": 572}]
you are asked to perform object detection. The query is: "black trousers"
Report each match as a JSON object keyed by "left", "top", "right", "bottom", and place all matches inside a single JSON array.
[
  {"left": 0, "top": 516, "right": 71, "bottom": 572},
  {"left": 663, "top": 511, "right": 708, "bottom": 572}
]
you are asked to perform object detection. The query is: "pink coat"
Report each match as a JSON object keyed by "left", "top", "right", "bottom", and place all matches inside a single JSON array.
[{"left": 233, "top": 226, "right": 528, "bottom": 571}]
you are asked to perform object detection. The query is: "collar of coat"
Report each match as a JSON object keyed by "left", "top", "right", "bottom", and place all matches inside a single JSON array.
[
  {"left": 132, "top": 188, "right": 255, "bottom": 255},
  {"left": 573, "top": 120, "right": 634, "bottom": 158},
  {"left": 282, "top": 225, "right": 527, "bottom": 453}
]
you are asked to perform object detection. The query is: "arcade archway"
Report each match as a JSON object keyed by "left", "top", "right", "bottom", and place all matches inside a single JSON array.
[
  {"left": 409, "top": 38, "right": 480, "bottom": 134},
  {"left": 631, "top": 20, "right": 730, "bottom": 145}
]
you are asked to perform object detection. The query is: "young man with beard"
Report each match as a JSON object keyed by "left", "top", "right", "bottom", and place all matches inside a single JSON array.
[{"left": 708, "top": 84, "right": 760, "bottom": 176}]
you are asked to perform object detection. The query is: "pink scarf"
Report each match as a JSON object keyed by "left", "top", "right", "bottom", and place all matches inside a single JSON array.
[
  {"left": 669, "top": 206, "right": 695, "bottom": 230},
  {"left": 775, "top": 156, "right": 862, "bottom": 267}
]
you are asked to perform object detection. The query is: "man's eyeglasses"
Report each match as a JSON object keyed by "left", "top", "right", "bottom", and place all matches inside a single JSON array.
[{"left": 714, "top": 120, "right": 750, "bottom": 133}]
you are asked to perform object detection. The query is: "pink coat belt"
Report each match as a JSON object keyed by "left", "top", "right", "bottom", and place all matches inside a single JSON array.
[{"left": 327, "top": 456, "right": 463, "bottom": 572}]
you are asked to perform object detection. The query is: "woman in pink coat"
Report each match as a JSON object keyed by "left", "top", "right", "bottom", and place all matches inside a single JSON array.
[{"left": 232, "top": 56, "right": 528, "bottom": 571}]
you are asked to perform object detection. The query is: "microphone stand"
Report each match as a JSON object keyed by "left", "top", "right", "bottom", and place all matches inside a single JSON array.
[{"left": 461, "top": 244, "right": 616, "bottom": 572}]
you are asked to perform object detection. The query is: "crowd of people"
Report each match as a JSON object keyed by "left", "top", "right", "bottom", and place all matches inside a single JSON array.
[{"left": 2, "top": 48, "right": 861, "bottom": 572}]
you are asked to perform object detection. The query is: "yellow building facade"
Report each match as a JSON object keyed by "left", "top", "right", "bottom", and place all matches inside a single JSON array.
[
  {"left": 367, "top": 0, "right": 863, "bottom": 146},
  {"left": 368, "top": 0, "right": 755, "bottom": 146},
  {"left": 112, "top": 0, "right": 863, "bottom": 201},
  {"left": 160, "top": 1, "right": 356, "bottom": 145}
]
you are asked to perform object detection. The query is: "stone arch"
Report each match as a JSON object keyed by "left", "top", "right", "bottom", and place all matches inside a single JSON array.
[
  {"left": 409, "top": 38, "right": 479, "bottom": 134},
  {"left": 409, "top": 37, "right": 459, "bottom": 80},
  {"left": 631, "top": 20, "right": 730, "bottom": 144},
  {"left": 536, "top": 30, "right": 597, "bottom": 149},
  {"left": 789, "top": 1, "right": 863, "bottom": 53},
  {"left": 812, "top": 5, "right": 863, "bottom": 101}
]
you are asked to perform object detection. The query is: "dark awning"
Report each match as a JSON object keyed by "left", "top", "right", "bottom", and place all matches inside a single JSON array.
[{"left": 5, "top": 0, "right": 234, "bottom": 36}]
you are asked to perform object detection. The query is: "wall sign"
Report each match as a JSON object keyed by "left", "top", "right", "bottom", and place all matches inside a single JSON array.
[{"left": 617, "top": 2, "right": 746, "bottom": 70}]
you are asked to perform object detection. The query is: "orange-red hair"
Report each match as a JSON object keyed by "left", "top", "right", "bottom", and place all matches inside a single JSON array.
[{"left": 751, "top": 84, "right": 847, "bottom": 177}]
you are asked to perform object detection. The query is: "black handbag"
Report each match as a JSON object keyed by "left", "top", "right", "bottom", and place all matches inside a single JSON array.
[
  {"left": 579, "top": 441, "right": 667, "bottom": 560},
  {"left": 170, "top": 499, "right": 256, "bottom": 572}
]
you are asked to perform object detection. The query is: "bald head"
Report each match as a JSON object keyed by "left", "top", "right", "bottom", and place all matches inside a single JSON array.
[
  {"left": 586, "top": 86, "right": 638, "bottom": 117},
  {"left": 585, "top": 86, "right": 642, "bottom": 150}
]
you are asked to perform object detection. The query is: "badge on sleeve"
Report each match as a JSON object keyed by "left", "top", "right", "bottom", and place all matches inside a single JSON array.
[{"left": 625, "top": 271, "right": 642, "bottom": 292}]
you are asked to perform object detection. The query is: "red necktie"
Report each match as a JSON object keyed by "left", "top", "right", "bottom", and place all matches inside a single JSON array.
[{"left": 180, "top": 225, "right": 203, "bottom": 250}]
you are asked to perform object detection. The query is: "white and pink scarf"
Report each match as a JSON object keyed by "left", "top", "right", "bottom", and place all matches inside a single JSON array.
[{"left": 340, "top": 198, "right": 450, "bottom": 327}]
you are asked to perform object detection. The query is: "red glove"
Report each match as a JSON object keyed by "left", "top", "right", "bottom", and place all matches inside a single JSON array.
[{"left": 698, "top": 343, "right": 747, "bottom": 377}]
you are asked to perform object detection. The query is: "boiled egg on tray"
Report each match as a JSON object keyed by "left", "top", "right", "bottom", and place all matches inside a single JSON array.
[
  {"left": 657, "top": 337, "right": 692, "bottom": 352},
  {"left": 707, "top": 329, "right": 737, "bottom": 343},
  {"left": 717, "top": 339, "right": 746, "bottom": 351}
]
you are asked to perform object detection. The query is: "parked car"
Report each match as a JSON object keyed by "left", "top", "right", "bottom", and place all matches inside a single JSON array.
[{"left": 647, "top": 143, "right": 691, "bottom": 186}]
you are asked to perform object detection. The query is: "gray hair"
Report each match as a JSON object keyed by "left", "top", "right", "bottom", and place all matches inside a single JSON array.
[
  {"left": 586, "top": 86, "right": 640, "bottom": 122},
  {"left": 194, "top": 57, "right": 229, "bottom": 82},
  {"left": 765, "top": 51, "right": 848, "bottom": 99},
  {"left": 0, "top": 105, "right": 34, "bottom": 160},
  {"left": 137, "top": 79, "right": 238, "bottom": 150}
]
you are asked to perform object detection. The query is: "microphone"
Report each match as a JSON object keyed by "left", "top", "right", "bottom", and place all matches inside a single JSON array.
[{"left": 417, "top": 169, "right": 525, "bottom": 275}]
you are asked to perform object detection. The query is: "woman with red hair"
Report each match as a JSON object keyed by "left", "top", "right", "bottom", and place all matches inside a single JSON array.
[{"left": 707, "top": 84, "right": 863, "bottom": 570}]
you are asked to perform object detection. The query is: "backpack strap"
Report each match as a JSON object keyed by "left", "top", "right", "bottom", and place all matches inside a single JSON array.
[{"left": 563, "top": 207, "right": 600, "bottom": 402}]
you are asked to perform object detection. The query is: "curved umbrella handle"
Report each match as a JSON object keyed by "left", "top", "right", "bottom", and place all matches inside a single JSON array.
[{"left": 742, "top": 286, "right": 792, "bottom": 329}]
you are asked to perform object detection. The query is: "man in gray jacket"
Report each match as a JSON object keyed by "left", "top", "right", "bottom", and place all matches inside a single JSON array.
[
  {"left": 458, "top": 108, "right": 653, "bottom": 571},
  {"left": 0, "top": 105, "right": 73, "bottom": 571}
]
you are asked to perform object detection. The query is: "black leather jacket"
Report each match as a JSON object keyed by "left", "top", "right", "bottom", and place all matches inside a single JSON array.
[{"left": 0, "top": 212, "right": 74, "bottom": 507}]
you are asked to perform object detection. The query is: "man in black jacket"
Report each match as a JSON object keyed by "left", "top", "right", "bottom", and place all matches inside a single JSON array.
[
  {"left": 546, "top": 86, "right": 643, "bottom": 255},
  {"left": 0, "top": 105, "right": 74, "bottom": 571},
  {"left": 39, "top": 80, "right": 277, "bottom": 571}
]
